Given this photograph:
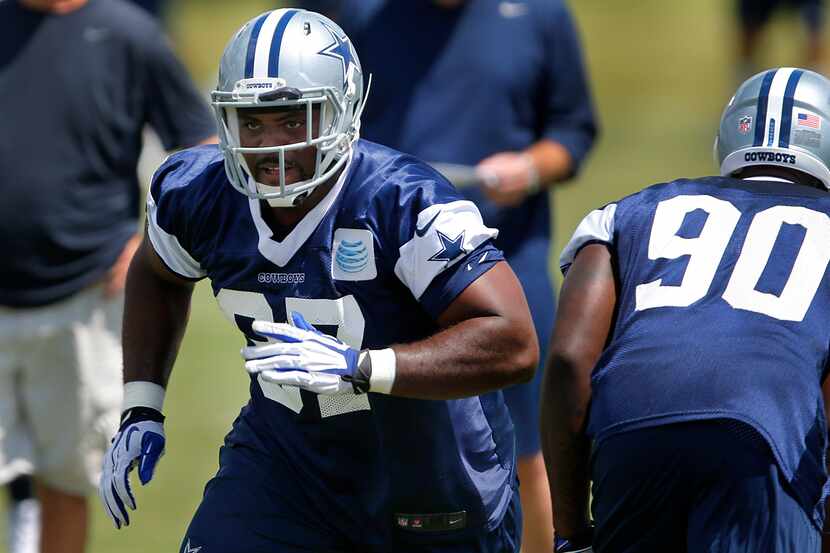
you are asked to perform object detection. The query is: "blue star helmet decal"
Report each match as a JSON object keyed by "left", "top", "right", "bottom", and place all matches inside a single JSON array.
[
  {"left": 429, "top": 230, "right": 466, "bottom": 263},
  {"left": 317, "top": 22, "right": 357, "bottom": 85}
]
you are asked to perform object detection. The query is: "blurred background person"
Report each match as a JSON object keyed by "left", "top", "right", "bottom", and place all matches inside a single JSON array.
[
  {"left": 129, "top": 0, "right": 166, "bottom": 19},
  {"left": 736, "top": 0, "right": 826, "bottom": 79},
  {"left": 0, "top": 0, "right": 216, "bottom": 552},
  {"left": 328, "top": 1, "right": 598, "bottom": 551}
]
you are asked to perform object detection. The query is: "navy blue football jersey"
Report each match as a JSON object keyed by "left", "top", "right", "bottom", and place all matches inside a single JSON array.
[
  {"left": 147, "top": 140, "right": 515, "bottom": 541},
  {"left": 561, "top": 176, "right": 830, "bottom": 528}
]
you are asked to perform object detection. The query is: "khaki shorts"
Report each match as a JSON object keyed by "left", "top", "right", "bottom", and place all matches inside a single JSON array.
[{"left": 0, "top": 284, "right": 123, "bottom": 496}]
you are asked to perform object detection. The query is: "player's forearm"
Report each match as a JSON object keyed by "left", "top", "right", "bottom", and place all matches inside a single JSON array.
[
  {"left": 540, "top": 353, "right": 593, "bottom": 537},
  {"left": 542, "top": 353, "right": 593, "bottom": 540},
  {"left": 122, "top": 241, "right": 194, "bottom": 389},
  {"left": 387, "top": 314, "right": 537, "bottom": 400},
  {"left": 540, "top": 245, "right": 615, "bottom": 538}
]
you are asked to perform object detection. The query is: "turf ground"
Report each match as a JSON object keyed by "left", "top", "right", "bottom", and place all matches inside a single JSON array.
[{"left": 0, "top": 0, "right": 818, "bottom": 550}]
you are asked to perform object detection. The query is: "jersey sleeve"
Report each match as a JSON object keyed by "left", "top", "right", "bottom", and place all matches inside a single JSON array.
[
  {"left": 538, "top": 2, "right": 598, "bottom": 174},
  {"left": 372, "top": 165, "right": 505, "bottom": 318},
  {"left": 559, "top": 203, "right": 617, "bottom": 274},
  {"left": 145, "top": 149, "right": 214, "bottom": 279},
  {"left": 137, "top": 20, "right": 215, "bottom": 150}
]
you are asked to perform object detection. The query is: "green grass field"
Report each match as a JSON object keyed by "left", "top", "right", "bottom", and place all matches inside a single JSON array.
[{"left": 1, "top": 1, "right": 819, "bottom": 550}]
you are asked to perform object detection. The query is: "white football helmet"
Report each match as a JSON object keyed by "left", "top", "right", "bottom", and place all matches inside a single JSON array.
[
  {"left": 715, "top": 67, "right": 830, "bottom": 189},
  {"left": 211, "top": 9, "right": 367, "bottom": 206}
]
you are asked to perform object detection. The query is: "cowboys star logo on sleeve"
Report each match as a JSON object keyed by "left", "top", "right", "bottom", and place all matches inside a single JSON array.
[
  {"left": 428, "top": 230, "right": 466, "bottom": 263},
  {"left": 393, "top": 201, "right": 498, "bottom": 300}
]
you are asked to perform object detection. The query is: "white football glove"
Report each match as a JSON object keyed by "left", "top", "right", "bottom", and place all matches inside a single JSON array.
[
  {"left": 99, "top": 407, "right": 165, "bottom": 529},
  {"left": 243, "top": 311, "right": 370, "bottom": 395}
]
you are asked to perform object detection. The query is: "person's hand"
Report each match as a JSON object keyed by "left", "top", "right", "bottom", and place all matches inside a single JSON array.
[
  {"left": 243, "top": 312, "right": 371, "bottom": 394},
  {"left": 99, "top": 407, "right": 165, "bottom": 529},
  {"left": 476, "top": 151, "right": 540, "bottom": 207},
  {"left": 105, "top": 233, "right": 141, "bottom": 297}
]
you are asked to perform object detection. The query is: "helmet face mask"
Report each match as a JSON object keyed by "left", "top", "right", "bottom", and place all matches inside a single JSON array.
[
  {"left": 211, "top": 10, "right": 366, "bottom": 206},
  {"left": 715, "top": 67, "right": 830, "bottom": 189}
]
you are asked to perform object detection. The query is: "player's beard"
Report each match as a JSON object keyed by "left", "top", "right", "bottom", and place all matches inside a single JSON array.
[{"left": 254, "top": 156, "right": 311, "bottom": 186}]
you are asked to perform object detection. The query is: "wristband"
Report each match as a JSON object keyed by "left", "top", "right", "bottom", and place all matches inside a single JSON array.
[
  {"left": 520, "top": 152, "right": 541, "bottom": 194},
  {"left": 123, "top": 380, "right": 166, "bottom": 413},
  {"left": 368, "top": 348, "right": 396, "bottom": 394}
]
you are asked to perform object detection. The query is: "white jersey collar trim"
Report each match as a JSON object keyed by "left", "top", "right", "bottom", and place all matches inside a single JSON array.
[{"left": 248, "top": 152, "right": 353, "bottom": 267}]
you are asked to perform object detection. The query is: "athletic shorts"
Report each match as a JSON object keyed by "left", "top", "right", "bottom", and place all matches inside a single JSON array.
[
  {"left": 180, "top": 435, "right": 522, "bottom": 553},
  {"left": 591, "top": 420, "right": 821, "bottom": 553},
  {"left": 0, "top": 284, "right": 123, "bottom": 495}
]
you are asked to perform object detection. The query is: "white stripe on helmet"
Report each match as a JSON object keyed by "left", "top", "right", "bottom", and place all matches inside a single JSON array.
[
  {"left": 253, "top": 11, "right": 284, "bottom": 79},
  {"left": 763, "top": 67, "right": 796, "bottom": 148}
]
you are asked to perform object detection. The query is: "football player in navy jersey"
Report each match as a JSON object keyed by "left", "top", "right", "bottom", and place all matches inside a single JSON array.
[
  {"left": 542, "top": 67, "right": 830, "bottom": 552},
  {"left": 97, "top": 9, "right": 538, "bottom": 553}
]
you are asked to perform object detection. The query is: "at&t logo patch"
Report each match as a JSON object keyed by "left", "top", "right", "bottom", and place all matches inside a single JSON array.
[{"left": 332, "top": 229, "right": 376, "bottom": 281}]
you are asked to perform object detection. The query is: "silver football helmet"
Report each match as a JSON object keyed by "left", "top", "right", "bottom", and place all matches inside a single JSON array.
[
  {"left": 715, "top": 67, "right": 830, "bottom": 189},
  {"left": 211, "top": 9, "right": 367, "bottom": 206}
]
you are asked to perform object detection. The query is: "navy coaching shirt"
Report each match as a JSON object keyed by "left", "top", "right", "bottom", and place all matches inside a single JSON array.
[
  {"left": 0, "top": 0, "right": 215, "bottom": 307},
  {"left": 335, "top": 0, "right": 597, "bottom": 256}
]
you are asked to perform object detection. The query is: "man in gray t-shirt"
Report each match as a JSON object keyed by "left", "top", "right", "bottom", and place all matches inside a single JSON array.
[{"left": 0, "top": 1, "right": 216, "bottom": 552}]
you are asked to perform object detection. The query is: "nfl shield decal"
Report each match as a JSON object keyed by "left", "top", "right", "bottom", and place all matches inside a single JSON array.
[{"left": 738, "top": 115, "right": 752, "bottom": 134}]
